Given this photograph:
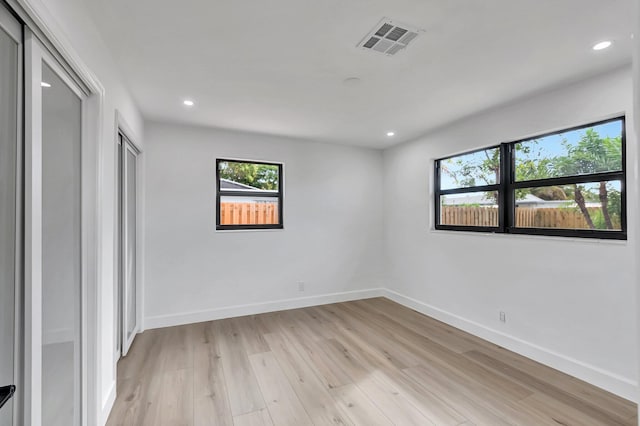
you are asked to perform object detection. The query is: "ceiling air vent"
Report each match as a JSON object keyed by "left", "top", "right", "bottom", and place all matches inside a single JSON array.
[{"left": 357, "top": 18, "right": 423, "bottom": 56}]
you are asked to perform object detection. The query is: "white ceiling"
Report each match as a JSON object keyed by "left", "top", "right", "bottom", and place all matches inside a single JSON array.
[{"left": 84, "top": 0, "right": 633, "bottom": 148}]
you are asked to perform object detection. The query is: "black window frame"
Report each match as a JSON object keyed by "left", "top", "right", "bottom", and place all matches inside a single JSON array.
[
  {"left": 216, "top": 158, "right": 284, "bottom": 231},
  {"left": 434, "top": 116, "right": 627, "bottom": 240}
]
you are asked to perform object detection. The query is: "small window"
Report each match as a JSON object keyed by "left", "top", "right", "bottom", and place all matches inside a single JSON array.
[
  {"left": 435, "top": 117, "right": 626, "bottom": 239},
  {"left": 216, "top": 159, "right": 283, "bottom": 230}
]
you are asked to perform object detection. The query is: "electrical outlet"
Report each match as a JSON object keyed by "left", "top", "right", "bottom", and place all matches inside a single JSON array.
[
  {"left": 297, "top": 281, "right": 305, "bottom": 292},
  {"left": 500, "top": 311, "right": 506, "bottom": 323}
]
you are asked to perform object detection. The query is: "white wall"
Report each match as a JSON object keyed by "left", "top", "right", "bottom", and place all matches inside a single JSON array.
[
  {"left": 19, "top": 0, "right": 144, "bottom": 423},
  {"left": 383, "top": 66, "right": 638, "bottom": 401},
  {"left": 143, "top": 122, "right": 384, "bottom": 327}
]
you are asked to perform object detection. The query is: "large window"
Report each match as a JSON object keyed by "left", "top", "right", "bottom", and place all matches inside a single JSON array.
[
  {"left": 216, "top": 159, "right": 283, "bottom": 230},
  {"left": 435, "top": 117, "right": 626, "bottom": 239}
]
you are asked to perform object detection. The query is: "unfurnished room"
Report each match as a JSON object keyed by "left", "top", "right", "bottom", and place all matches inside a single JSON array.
[{"left": 0, "top": 0, "right": 639, "bottom": 425}]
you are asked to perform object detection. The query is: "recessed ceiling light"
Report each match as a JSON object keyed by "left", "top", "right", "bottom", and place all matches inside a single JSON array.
[
  {"left": 592, "top": 41, "right": 612, "bottom": 51},
  {"left": 41, "top": 82, "right": 51, "bottom": 88},
  {"left": 183, "top": 99, "right": 195, "bottom": 107},
  {"left": 387, "top": 131, "right": 395, "bottom": 137}
]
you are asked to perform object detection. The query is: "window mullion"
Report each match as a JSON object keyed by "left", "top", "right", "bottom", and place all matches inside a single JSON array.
[
  {"left": 500, "top": 143, "right": 513, "bottom": 233},
  {"left": 438, "top": 184, "right": 501, "bottom": 195},
  {"left": 511, "top": 171, "right": 624, "bottom": 189}
]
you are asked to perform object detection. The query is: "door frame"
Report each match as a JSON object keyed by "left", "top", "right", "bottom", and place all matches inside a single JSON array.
[
  {"left": 0, "top": 4, "right": 23, "bottom": 426},
  {"left": 114, "top": 111, "right": 143, "bottom": 361},
  {"left": 116, "top": 128, "right": 142, "bottom": 357}
]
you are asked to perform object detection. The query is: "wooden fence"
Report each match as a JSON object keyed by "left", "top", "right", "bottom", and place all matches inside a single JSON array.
[
  {"left": 441, "top": 206, "right": 613, "bottom": 229},
  {"left": 221, "top": 202, "right": 615, "bottom": 229},
  {"left": 220, "top": 202, "right": 279, "bottom": 225}
]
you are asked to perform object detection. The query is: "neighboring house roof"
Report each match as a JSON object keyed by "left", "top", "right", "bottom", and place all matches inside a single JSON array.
[
  {"left": 443, "top": 192, "right": 601, "bottom": 208},
  {"left": 219, "top": 178, "right": 260, "bottom": 190},
  {"left": 442, "top": 193, "right": 498, "bottom": 206}
]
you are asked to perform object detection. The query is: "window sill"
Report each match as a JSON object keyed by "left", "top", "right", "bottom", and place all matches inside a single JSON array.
[
  {"left": 428, "top": 228, "right": 628, "bottom": 245},
  {"left": 215, "top": 227, "right": 285, "bottom": 233}
]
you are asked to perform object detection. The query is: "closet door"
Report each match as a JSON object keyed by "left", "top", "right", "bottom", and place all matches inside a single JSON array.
[
  {"left": 0, "top": 4, "right": 21, "bottom": 425},
  {"left": 122, "top": 141, "right": 139, "bottom": 356},
  {"left": 25, "top": 32, "right": 86, "bottom": 426}
]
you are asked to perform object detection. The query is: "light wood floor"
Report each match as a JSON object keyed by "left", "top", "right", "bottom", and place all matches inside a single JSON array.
[{"left": 106, "top": 298, "right": 637, "bottom": 426}]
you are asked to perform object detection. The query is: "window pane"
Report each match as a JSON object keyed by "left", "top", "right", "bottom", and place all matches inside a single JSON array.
[
  {"left": 515, "top": 181, "right": 622, "bottom": 231},
  {"left": 220, "top": 196, "right": 280, "bottom": 226},
  {"left": 439, "top": 147, "right": 500, "bottom": 190},
  {"left": 41, "top": 61, "right": 82, "bottom": 426},
  {"left": 440, "top": 191, "right": 499, "bottom": 227},
  {"left": 218, "top": 160, "right": 279, "bottom": 191},
  {"left": 514, "top": 119, "right": 623, "bottom": 182}
]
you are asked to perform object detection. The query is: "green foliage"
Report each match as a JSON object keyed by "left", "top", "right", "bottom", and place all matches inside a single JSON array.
[
  {"left": 553, "top": 129, "right": 622, "bottom": 177},
  {"left": 551, "top": 131, "right": 622, "bottom": 229},
  {"left": 443, "top": 148, "right": 500, "bottom": 188},
  {"left": 514, "top": 141, "right": 552, "bottom": 183},
  {"left": 441, "top": 127, "right": 622, "bottom": 229},
  {"left": 219, "top": 161, "right": 279, "bottom": 190}
]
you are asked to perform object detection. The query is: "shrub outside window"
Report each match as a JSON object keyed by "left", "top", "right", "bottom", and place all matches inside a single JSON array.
[
  {"left": 216, "top": 159, "right": 283, "bottom": 230},
  {"left": 435, "top": 117, "right": 626, "bottom": 239}
]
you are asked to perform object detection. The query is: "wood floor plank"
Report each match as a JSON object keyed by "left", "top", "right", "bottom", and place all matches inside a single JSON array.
[
  {"left": 464, "top": 349, "right": 630, "bottom": 425},
  {"left": 157, "top": 324, "right": 195, "bottom": 372},
  {"left": 263, "top": 331, "right": 355, "bottom": 425},
  {"left": 403, "top": 365, "right": 524, "bottom": 426},
  {"left": 248, "top": 351, "right": 313, "bottom": 425},
  {"left": 232, "top": 315, "right": 271, "bottom": 355},
  {"left": 321, "top": 323, "right": 464, "bottom": 425},
  {"left": 330, "top": 302, "right": 534, "bottom": 403},
  {"left": 233, "top": 409, "right": 274, "bottom": 426},
  {"left": 215, "top": 319, "right": 266, "bottom": 416},
  {"left": 106, "top": 299, "right": 637, "bottom": 426},
  {"left": 272, "top": 311, "right": 352, "bottom": 389},
  {"left": 359, "top": 298, "right": 497, "bottom": 353},
  {"left": 319, "top": 338, "right": 438, "bottom": 425},
  {"left": 329, "top": 383, "right": 394, "bottom": 426},
  {"left": 472, "top": 342, "right": 637, "bottom": 420},
  {"left": 193, "top": 322, "right": 233, "bottom": 426},
  {"left": 355, "top": 370, "right": 436, "bottom": 426},
  {"left": 388, "top": 368, "right": 469, "bottom": 425},
  {"left": 321, "top": 303, "right": 425, "bottom": 369},
  {"left": 150, "top": 369, "right": 194, "bottom": 426},
  {"left": 520, "top": 392, "right": 624, "bottom": 426}
]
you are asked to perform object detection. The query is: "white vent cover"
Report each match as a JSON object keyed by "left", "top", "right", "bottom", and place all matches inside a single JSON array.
[{"left": 357, "top": 18, "right": 423, "bottom": 56}]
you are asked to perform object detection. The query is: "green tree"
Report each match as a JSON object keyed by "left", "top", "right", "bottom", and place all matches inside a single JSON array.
[
  {"left": 552, "top": 129, "right": 622, "bottom": 229},
  {"left": 443, "top": 143, "right": 551, "bottom": 203},
  {"left": 218, "top": 161, "right": 279, "bottom": 190},
  {"left": 443, "top": 149, "right": 500, "bottom": 188}
]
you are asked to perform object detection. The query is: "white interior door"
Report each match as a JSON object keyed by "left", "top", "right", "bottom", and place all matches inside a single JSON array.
[
  {"left": 121, "top": 139, "right": 139, "bottom": 356},
  {"left": 25, "top": 31, "right": 86, "bottom": 426},
  {"left": 116, "top": 134, "right": 122, "bottom": 357},
  {"left": 0, "top": 4, "right": 21, "bottom": 426}
]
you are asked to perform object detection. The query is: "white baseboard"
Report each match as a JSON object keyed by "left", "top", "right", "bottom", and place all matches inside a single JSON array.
[
  {"left": 144, "top": 288, "right": 385, "bottom": 330},
  {"left": 100, "top": 381, "right": 117, "bottom": 426},
  {"left": 43, "top": 327, "right": 74, "bottom": 345},
  {"left": 382, "top": 289, "right": 638, "bottom": 403}
]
